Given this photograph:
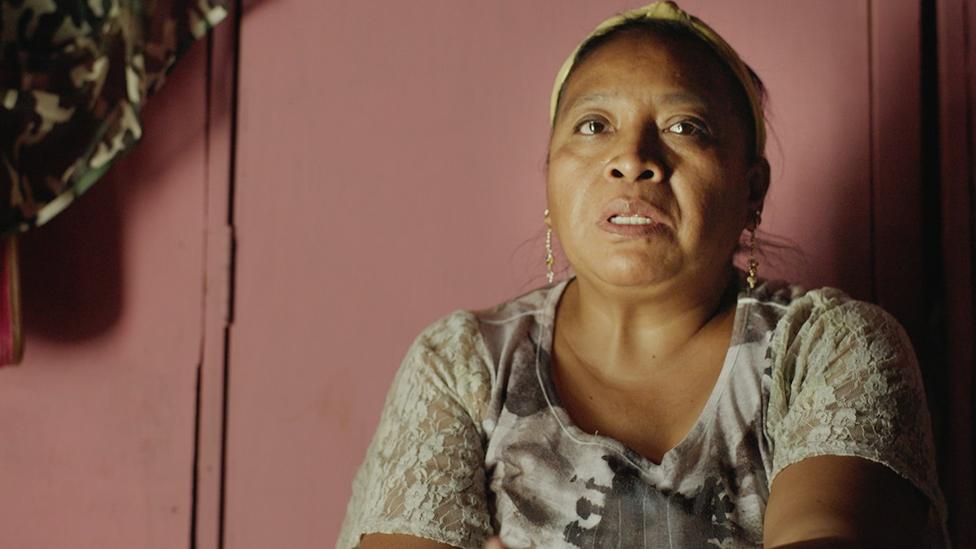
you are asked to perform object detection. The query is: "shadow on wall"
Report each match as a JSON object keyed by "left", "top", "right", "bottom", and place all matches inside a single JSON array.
[
  {"left": 15, "top": 0, "right": 267, "bottom": 345},
  {"left": 18, "top": 36, "right": 214, "bottom": 344},
  {"left": 20, "top": 169, "right": 125, "bottom": 342}
]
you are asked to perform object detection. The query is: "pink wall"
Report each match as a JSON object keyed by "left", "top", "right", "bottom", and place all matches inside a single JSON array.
[
  {"left": 0, "top": 0, "right": 948, "bottom": 547},
  {"left": 228, "top": 1, "right": 918, "bottom": 547},
  {"left": 937, "top": 0, "right": 976, "bottom": 543},
  {"left": 0, "top": 43, "right": 211, "bottom": 547}
]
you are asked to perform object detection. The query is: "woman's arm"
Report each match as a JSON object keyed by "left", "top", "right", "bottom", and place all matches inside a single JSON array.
[
  {"left": 764, "top": 300, "right": 946, "bottom": 547},
  {"left": 358, "top": 534, "right": 510, "bottom": 548},
  {"left": 336, "top": 312, "right": 493, "bottom": 549},
  {"left": 763, "top": 455, "right": 928, "bottom": 547},
  {"left": 358, "top": 533, "right": 460, "bottom": 549}
]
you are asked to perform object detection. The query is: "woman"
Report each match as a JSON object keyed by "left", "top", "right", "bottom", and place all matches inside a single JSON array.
[{"left": 338, "top": 2, "right": 948, "bottom": 547}]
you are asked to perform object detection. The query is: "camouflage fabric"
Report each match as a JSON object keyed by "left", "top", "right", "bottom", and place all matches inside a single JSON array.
[{"left": 0, "top": 0, "right": 229, "bottom": 234}]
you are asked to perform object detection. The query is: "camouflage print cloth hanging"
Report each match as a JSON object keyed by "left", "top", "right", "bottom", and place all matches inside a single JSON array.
[
  {"left": 0, "top": 0, "right": 229, "bottom": 234},
  {"left": 0, "top": 0, "right": 229, "bottom": 366}
]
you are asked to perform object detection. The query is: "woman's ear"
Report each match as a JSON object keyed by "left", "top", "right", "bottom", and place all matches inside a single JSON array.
[{"left": 746, "top": 157, "right": 770, "bottom": 213}]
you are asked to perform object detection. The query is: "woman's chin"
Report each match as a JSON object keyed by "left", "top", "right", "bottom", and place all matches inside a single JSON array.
[{"left": 590, "top": 260, "right": 681, "bottom": 289}]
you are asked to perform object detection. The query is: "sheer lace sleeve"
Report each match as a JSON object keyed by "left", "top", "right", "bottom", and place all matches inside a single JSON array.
[
  {"left": 765, "top": 297, "right": 947, "bottom": 543},
  {"left": 336, "top": 311, "right": 493, "bottom": 549}
]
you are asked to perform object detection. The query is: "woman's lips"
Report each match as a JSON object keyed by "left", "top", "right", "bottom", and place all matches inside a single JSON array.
[
  {"left": 597, "top": 197, "right": 672, "bottom": 238},
  {"left": 598, "top": 217, "right": 670, "bottom": 237}
]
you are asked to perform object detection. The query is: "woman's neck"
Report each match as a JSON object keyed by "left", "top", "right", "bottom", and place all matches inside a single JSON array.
[{"left": 556, "top": 268, "right": 738, "bottom": 379}]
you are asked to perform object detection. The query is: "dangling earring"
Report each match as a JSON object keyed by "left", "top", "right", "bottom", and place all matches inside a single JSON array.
[
  {"left": 544, "top": 209, "right": 554, "bottom": 284},
  {"left": 746, "top": 210, "right": 761, "bottom": 291}
]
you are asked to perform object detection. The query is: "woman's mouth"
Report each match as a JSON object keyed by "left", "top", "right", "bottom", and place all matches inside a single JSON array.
[
  {"left": 598, "top": 214, "right": 670, "bottom": 238},
  {"left": 597, "top": 198, "right": 673, "bottom": 238},
  {"left": 609, "top": 214, "right": 655, "bottom": 225}
]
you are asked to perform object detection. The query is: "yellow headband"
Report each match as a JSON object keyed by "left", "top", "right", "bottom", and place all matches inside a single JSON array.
[{"left": 549, "top": 1, "right": 766, "bottom": 157}]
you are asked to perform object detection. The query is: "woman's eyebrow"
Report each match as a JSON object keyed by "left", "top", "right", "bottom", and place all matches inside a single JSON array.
[
  {"left": 556, "top": 92, "right": 614, "bottom": 121},
  {"left": 656, "top": 91, "right": 710, "bottom": 109},
  {"left": 568, "top": 92, "right": 613, "bottom": 109},
  {"left": 568, "top": 91, "right": 710, "bottom": 111}
]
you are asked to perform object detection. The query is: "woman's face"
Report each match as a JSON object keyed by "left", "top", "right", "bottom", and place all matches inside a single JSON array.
[{"left": 547, "top": 31, "right": 768, "bottom": 291}]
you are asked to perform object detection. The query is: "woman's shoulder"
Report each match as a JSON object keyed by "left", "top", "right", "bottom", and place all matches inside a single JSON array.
[
  {"left": 472, "top": 284, "right": 555, "bottom": 324},
  {"left": 415, "top": 284, "right": 554, "bottom": 346},
  {"left": 748, "top": 278, "right": 906, "bottom": 347},
  {"left": 407, "top": 284, "right": 555, "bottom": 374},
  {"left": 412, "top": 308, "right": 482, "bottom": 354},
  {"left": 757, "top": 281, "right": 945, "bottom": 536},
  {"left": 757, "top": 280, "right": 927, "bottom": 456},
  {"left": 750, "top": 277, "right": 857, "bottom": 312}
]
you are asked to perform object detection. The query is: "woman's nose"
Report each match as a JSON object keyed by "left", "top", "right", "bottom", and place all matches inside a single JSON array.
[
  {"left": 604, "top": 134, "right": 666, "bottom": 184},
  {"left": 607, "top": 164, "right": 656, "bottom": 182}
]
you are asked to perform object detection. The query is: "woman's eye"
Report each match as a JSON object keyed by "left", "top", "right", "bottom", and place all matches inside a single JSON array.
[
  {"left": 576, "top": 119, "right": 607, "bottom": 135},
  {"left": 666, "top": 120, "right": 705, "bottom": 136}
]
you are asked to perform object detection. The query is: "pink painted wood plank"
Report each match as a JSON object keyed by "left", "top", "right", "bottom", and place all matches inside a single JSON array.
[
  {"left": 870, "top": 0, "right": 924, "bottom": 335},
  {"left": 194, "top": 9, "right": 240, "bottom": 549},
  {"left": 0, "top": 42, "right": 210, "bottom": 548},
  {"left": 937, "top": 0, "right": 975, "bottom": 544},
  {"left": 228, "top": 1, "right": 876, "bottom": 547}
]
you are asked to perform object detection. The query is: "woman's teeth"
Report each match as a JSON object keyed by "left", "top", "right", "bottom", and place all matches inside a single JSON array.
[{"left": 610, "top": 215, "right": 653, "bottom": 225}]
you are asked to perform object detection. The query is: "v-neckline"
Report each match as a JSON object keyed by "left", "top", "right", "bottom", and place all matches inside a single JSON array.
[{"left": 534, "top": 276, "right": 752, "bottom": 474}]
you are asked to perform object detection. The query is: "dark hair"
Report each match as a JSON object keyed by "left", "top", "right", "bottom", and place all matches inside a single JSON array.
[{"left": 553, "top": 18, "right": 769, "bottom": 162}]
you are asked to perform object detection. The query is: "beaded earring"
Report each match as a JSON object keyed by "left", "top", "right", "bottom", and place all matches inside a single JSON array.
[
  {"left": 746, "top": 210, "right": 761, "bottom": 290},
  {"left": 544, "top": 209, "right": 554, "bottom": 284}
]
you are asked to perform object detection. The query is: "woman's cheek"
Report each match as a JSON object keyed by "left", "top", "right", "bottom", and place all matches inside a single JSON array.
[{"left": 694, "top": 184, "right": 747, "bottom": 249}]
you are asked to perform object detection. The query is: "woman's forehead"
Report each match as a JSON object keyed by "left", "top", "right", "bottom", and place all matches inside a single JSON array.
[
  {"left": 560, "top": 35, "right": 733, "bottom": 112},
  {"left": 576, "top": 33, "right": 730, "bottom": 86}
]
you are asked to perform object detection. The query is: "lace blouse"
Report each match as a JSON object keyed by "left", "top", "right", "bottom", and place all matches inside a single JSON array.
[{"left": 337, "top": 278, "right": 948, "bottom": 548}]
